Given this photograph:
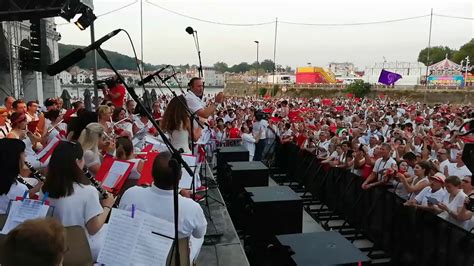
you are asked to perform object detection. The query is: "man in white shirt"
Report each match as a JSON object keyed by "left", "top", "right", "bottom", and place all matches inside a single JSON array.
[
  {"left": 446, "top": 151, "right": 472, "bottom": 177},
  {"left": 119, "top": 152, "right": 207, "bottom": 261},
  {"left": 185, "top": 77, "right": 224, "bottom": 119},
  {"left": 407, "top": 172, "right": 447, "bottom": 207},
  {"left": 362, "top": 143, "right": 397, "bottom": 190}
]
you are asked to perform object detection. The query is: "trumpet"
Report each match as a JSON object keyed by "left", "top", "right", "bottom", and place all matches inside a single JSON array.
[{"left": 83, "top": 167, "right": 108, "bottom": 199}]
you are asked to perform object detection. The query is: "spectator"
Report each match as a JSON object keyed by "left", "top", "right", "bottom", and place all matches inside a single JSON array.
[{"left": 0, "top": 218, "right": 66, "bottom": 266}]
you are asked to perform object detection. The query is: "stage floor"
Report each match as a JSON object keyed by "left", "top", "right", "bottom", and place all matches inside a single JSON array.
[{"left": 196, "top": 185, "right": 250, "bottom": 266}]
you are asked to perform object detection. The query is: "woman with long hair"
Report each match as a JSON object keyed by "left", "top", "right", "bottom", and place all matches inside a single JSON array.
[
  {"left": 42, "top": 141, "right": 115, "bottom": 260},
  {"left": 0, "top": 139, "right": 42, "bottom": 213},
  {"left": 397, "top": 160, "right": 430, "bottom": 200},
  {"left": 161, "top": 95, "right": 201, "bottom": 154},
  {"left": 78, "top": 123, "right": 114, "bottom": 175}
]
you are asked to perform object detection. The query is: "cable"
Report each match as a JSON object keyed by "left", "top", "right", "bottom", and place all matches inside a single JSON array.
[
  {"left": 279, "top": 14, "right": 431, "bottom": 26},
  {"left": 57, "top": 0, "right": 138, "bottom": 26},
  {"left": 145, "top": 0, "right": 274, "bottom": 26},
  {"left": 97, "top": 0, "right": 139, "bottom": 18},
  {"left": 434, "top": 13, "right": 474, "bottom": 20}
]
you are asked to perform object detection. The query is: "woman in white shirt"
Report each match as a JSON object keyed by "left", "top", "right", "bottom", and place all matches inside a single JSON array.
[
  {"left": 0, "top": 139, "right": 42, "bottom": 214},
  {"left": 161, "top": 95, "right": 202, "bottom": 154},
  {"left": 398, "top": 161, "right": 430, "bottom": 200},
  {"left": 42, "top": 141, "right": 115, "bottom": 260},
  {"left": 78, "top": 123, "right": 112, "bottom": 176},
  {"left": 434, "top": 175, "right": 471, "bottom": 229}
]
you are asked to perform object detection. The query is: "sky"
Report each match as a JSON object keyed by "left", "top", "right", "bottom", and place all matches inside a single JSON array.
[{"left": 55, "top": 0, "right": 474, "bottom": 70}]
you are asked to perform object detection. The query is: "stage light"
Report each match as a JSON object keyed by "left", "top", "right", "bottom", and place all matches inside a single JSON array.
[{"left": 74, "top": 8, "right": 96, "bottom": 30}]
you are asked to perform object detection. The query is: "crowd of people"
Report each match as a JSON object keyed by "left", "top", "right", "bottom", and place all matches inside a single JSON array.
[{"left": 0, "top": 75, "right": 473, "bottom": 264}]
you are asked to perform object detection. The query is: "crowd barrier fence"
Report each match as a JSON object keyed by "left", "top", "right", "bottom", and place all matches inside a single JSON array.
[{"left": 277, "top": 143, "right": 474, "bottom": 266}]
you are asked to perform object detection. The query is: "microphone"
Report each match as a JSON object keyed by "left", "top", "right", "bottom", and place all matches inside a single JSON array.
[
  {"left": 185, "top": 26, "right": 194, "bottom": 35},
  {"left": 46, "top": 29, "right": 122, "bottom": 76},
  {"left": 137, "top": 65, "right": 170, "bottom": 86}
]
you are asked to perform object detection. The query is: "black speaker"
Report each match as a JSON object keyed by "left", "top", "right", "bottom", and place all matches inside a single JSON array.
[
  {"left": 229, "top": 161, "right": 269, "bottom": 188},
  {"left": 217, "top": 146, "right": 249, "bottom": 180},
  {"left": 245, "top": 186, "right": 303, "bottom": 237}
]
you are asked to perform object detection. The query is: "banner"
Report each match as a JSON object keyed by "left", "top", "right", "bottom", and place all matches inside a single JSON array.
[{"left": 427, "top": 75, "right": 464, "bottom": 87}]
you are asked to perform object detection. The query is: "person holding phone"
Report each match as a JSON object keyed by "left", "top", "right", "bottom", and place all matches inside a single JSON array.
[{"left": 405, "top": 172, "right": 446, "bottom": 210}]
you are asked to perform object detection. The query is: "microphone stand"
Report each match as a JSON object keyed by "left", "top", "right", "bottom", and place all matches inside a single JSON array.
[
  {"left": 152, "top": 73, "right": 205, "bottom": 201},
  {"left": 192, "top": 30, "right": 204, "bottom": 83},
  {"left": 96, "top": 47, "right": 190, "bottom": 266}
]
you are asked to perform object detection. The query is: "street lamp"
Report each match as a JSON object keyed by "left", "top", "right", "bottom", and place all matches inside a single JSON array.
[{"left": 254, "top": 41, "right": 259, "bottom": 93}]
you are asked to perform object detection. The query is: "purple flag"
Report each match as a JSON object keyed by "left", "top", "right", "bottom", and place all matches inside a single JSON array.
[{"left": 378, "top": 69, "right": 402, "bottom": 85}]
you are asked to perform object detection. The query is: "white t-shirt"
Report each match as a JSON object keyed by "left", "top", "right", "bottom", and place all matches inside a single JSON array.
[
  {"left": 46, "top": 183, "right": 105, "bottom": 260},
  {"left": 185, "top": 91, "right": 205, "bottom": 115},
  {"left": 252, "top": 120, "right": 268, "bottom": 140},
  {"left": 414, "top": 186, "right": 447, "bottom": 207},
  {"left": 373, "top": 157, "right": 397, "bottom": 181},
  {"left": 439, "top": 190, "right": 469, "bottom": 228},
  {"left": 119, "top": 185, "right": 207, "bottom": 260},
  {"left": 0, "top": 182, "right": 29, "bottom": 214},
  {"left": 83, "top": 150, "right": 101, "bottom": 169},
  {"left": 242, "top": 133, "right": 256, "bottom": 157},
  {"left": 447, "top": 163, "right": 472, "bottom": 178}
]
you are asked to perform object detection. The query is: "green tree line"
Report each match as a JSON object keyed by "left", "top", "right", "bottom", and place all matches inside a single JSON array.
[{"left": 418, "top": 39, "right": 473, "bottom": 66}]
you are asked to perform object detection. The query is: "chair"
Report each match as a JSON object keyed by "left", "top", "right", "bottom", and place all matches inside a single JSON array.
[{"left": 167, "top": 237, "right": 191, "bottom": 266}]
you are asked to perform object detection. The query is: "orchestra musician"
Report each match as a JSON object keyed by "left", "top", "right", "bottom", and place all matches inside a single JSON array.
[
  {"left": 78, "top": 123, "right": 114, "bottom": 176},
  {"left": 97, "top": 105, "right": 113, "bottom": 135},
  {"left": 161, "top": 95, "right": 202, "bottom": 154},
  {"left": 41, "top": 141, "right": 116, "bottom": 260},
  {"left": 119, "top": 151, "right": 207, "bottom": 262},
  {"left": 0, "top": 139, "right": 42, "bottom": 214}
]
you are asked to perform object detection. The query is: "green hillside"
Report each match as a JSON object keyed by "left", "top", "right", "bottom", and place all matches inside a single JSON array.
[{"left": 58, "top": 43, "right": 162, "bottom": 71}]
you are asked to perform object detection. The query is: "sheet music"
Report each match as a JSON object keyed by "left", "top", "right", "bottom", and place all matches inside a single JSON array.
[
  {"left": 179, "top": 154, "right": 198, "bottom": 189},
  {"left": 98, "top": 208, "right": 174, "bottom": 266},
  {"left": 144, "top": 135, "right": 169, "bottom": 152},
  {"left": 1, "top": 199, "right": 50, "bottom": 234},
  {"left": 102, "top": 161, "right": 131, "bottom": 188}
]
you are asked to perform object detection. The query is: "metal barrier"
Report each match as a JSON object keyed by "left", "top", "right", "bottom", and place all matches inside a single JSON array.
[{"left": 277, "top": 143, "right": 474, "bottom": 266}]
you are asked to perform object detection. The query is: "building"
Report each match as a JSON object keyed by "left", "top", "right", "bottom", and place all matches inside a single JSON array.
[
  {"left": 363, "top": 62, "right": 426, "bottom": 86},
  {"left": 58, "top": 70, "right": 72, "bottom": 84},
  {"left": 0, "top": 19, "right": 61, "bottom": 103},
  {"left": 329, "top": 62, "right": 355, "bottom": 77}
]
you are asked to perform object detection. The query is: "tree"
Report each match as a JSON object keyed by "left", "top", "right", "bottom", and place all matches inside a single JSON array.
[
  {"left": 213, "top": 61, "right": 228, "bottom": 73},
  {"left": 230, "top": 62, "right": 251, "bottom": 73},
  {"left": 344, "top": 80, "right": 371, "bottom": 98},
  {"left": 260, "top": 59, "right": 275, "bottom": 72},
  {"left": 452, "top": 39, "right": 474, "bottom": 64},
  {"left": 418, "top": 46, "right": 457, "bottom": 66}
]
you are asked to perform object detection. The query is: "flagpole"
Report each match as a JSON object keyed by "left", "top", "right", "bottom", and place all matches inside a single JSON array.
[{"left": 424, "top": 8, "right": 433, "bottom": 102}]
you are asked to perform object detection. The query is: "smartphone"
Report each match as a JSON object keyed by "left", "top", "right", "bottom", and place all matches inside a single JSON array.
[{"left": 426, "top": 196, "right": 439, "bottom": 205}]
